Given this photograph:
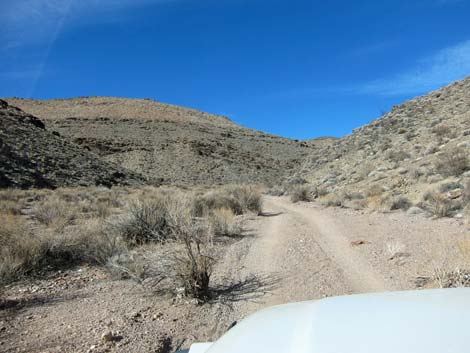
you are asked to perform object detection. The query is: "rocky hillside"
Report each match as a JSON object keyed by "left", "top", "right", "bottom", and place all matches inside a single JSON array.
[
  {"left": 299, "top": 78, "right": 470, "bottom": 216},
  {"left": 0, "top": 99, "right": 144, "bottom": 188},
  {"left": 6, "top": 97, "right": 329, "bottom": 186}
]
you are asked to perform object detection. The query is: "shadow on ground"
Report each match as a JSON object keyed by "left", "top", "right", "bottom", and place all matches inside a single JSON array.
[
  {"left": 258, "top": 211, "right": 283, "bottom": 217},
  {"left": 209, "top": 274, "right": 280, "bottom": 305}
]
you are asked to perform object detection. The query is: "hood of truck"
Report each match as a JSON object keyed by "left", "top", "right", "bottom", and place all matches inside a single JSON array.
[{"left": 193, "top": 288, "right": 470, "bottom": 353}]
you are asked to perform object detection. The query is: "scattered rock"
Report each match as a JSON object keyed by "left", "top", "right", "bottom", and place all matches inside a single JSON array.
[
  {"left": 407, "top": 207, "right": 424, "bottom": 215},
  {"left": 101, "top": 331, "right": 115, "bottom": 342},
  {"left": 350, "top": 240, "right": 368, "bottom": 246}
]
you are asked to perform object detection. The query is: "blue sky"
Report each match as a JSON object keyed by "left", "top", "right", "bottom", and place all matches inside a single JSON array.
[{"left": 1, "top": 0, "right": 470, "bottom": 139}]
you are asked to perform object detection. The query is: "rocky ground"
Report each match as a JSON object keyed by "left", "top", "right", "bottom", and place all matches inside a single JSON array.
[
  {"left": 5, "top": 97, "right": 335, "bottom": 186},
  {"left": 298, "top": 78, "right": 470, "bottom": 217},
  {"left": 1, "top": 196, "right": 468, "bottom": 353},
  {"left": 0, "top": 100, "right": 144, "bottom": 188}
]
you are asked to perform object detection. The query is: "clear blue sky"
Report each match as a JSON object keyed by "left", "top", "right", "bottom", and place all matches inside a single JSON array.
[{"left": 2, "top": 0, "right": 470, "bottom": 139}]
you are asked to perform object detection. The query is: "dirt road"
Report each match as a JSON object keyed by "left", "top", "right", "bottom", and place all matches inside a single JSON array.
[{"left": 216, "top": 196, "right": 468, "bottom": 324}]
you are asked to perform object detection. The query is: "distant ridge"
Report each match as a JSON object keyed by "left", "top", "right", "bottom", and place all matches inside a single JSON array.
[{"left": 6, "top": 97, "right": 328, "bottom": 186}]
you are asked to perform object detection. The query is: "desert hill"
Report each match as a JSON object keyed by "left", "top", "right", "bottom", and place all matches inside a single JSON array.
[
  {"left": 0, "top": 99, "right": 144, "bottom": 188},
  {"left": 298, "top": 78, "right": 470, "bottom": 215},
  {"left": 6, "top": 97, "right": 326, "bottom": 186}
]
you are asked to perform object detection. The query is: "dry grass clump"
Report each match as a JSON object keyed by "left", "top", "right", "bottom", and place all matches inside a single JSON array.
[
  {"left": 434, "top": 147, "right": 469, "bottom": 177},
  {"left": 193, "top": 185, "right": 262, "bottom": 216},
  {"left": 433, "top": 268, "right": 470, "bottom": 288},
  {"left": 321, "top": 193, "right": 344, "bottom": 208},
  {"left": 193, "top": 191, "right": 243, "bottom": 216},
  {"left": 366, "top": 184, "right": 384, "bottom": 197},
  {"left": 290, "top": 184, "right": 314, "bottom": 203},
  {"left": 210, "top": 208, "right": 243, "bottom": 237},
  {"left": 0, "top": 214, "right": 47, "bottom": 283},
  {"left": 266, "top": 186, "right": 285, "bottom": 196},
  {"left": 224, "top": 185, "right": 262, "bottom": 214},
  {"left": 32, "top": 196, "right": 78, "bottom": 228},
  {"left": 117, "top": 197, "right": 174, "bottom": 245},
  {"left": 49, "top": 220, "right": 127, "bottom": 268},
  {"left": 390, "top": 196, "right": 413, "bottom": 211},
  {"left": 0, "top": 214, "right": 126, "bottom": 284},
  {"left": 421, "top": 191, "right": 461, "bottom": 217},
  {"left": 0, "top": 199, "right": 23, "bottom": 215}
]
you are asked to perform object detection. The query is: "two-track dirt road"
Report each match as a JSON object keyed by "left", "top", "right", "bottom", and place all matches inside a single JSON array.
[{"left": 215, "top": 195, "right": 468, "bottom": 327}]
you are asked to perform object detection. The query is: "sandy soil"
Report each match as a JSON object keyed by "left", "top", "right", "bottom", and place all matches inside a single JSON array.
[{"left": 1, "top": 196, "right": 469, "bottom": 352}]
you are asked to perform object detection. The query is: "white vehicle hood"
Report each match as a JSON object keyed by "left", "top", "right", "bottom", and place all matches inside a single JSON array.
[{"left": 193, "top": 288, "right": 470, "bottom": 353}]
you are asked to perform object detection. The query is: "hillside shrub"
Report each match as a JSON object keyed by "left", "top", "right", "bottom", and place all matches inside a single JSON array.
[
  {"left": 435, "top": 147, "right": 469, "bottom": 177},
  {"left": 290, "top": 184, "right": 314, "bottom": 203},
  {"left": 390, "top": 196, "right": 412, "bottom": 211},
  {"left": 421, "top": 191, "right": 461, "bottom": 217},
  {"left": 464, "top": 181, "right": 470, "bottom": 205},
  {"left": 386, "top": 149, "right": 411, "bottom": 162}
]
